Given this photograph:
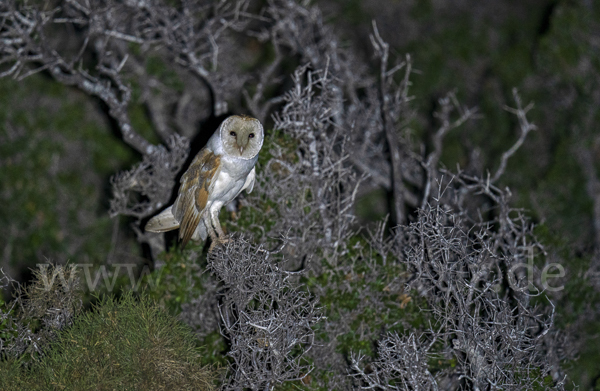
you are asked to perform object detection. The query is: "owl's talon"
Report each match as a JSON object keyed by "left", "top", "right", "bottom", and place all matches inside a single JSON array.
[
  {"left": 208, "top": 241, "right": 216, "bottom": 252},
  {"left": 207, "top": 236, "right": 231, "bottom": 252}
]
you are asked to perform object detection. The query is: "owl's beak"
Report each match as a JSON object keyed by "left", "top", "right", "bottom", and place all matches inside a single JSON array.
[{"left": 237, "top": 138, "right": 248, "bottom": 155}]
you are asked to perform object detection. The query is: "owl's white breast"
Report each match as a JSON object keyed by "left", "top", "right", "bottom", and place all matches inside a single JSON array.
[{"left": 209, "top": 154, "right": 257, "bottom": 204}]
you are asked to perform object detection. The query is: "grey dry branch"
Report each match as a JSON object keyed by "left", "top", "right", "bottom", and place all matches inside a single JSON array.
[
  {"left": 208, "top": 237, "right": 321, "bottom": 391},
  {"left": 399, "top": 203, "right": 561, "bottom": 390},
  {"left": 491, "top": 88, "right": 537, "bottom": 184},
  {"left": 109, "top": 133, "right": 189, "bottom": 219},
  {"left": 0, "top": 0, "right": 258, "bottom": 226},
  {"left": 228, "top": 3, "right": 561, "bottom": 389},
  {"left": 347, "top": 194, "right": 564, "bottom": 390},
  {"left": 0, "top": 268, "right": 18, "bottom": 358},
  {"left": 421, "top": 93, "right": 477, "bottom": 209},
  {"left": 114, "top": 0, "right": 254, "bottom": 116},
  {"left": 371, "top": 21, "right": 410, "bottom": 226},
  {"left": 351, "top": 332, "right": 438, "bottom": 391},
  {"left": 1, "top": 264, "right": 83, "bottom": 361},
  {"left": 1, "top": 0, "right": 152, "bottom": 154},
  {"left": 246, "top": 63, "right": 365, "bottom": 270},
  {"left": 248, "top": 0, "right": 408, "bottom": 200}
]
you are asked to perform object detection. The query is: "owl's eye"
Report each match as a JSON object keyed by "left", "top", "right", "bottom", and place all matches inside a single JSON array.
[
  {"left": 248, "top": 133, "right": 255, "bottom": 138},
  {"left": 230, "top": 131, "right": 236, "bottom": 137}
]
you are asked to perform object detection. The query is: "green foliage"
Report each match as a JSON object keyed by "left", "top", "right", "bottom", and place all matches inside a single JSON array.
[
  {"left": 143, "top": 244, "right": 208, "bottom": 314},
  {"left": 0, "top": 303, "right": 16, "bottom": 348},
  {"left": 296, "top": 237, "right": 430, "bottom": 389},
  {"left": 123, "top": 246, "right": 229, "bottom": 367},
  {"left": 0, "top": 75, "right": 137, "bottom": 271},
  {"left": 0, "top": 292, "right": 218, "bottom": 391}
]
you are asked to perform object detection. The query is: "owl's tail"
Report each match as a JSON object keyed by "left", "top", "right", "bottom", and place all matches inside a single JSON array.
[{"left": 145, "top": 206, "right": 179, "bottom": 233}]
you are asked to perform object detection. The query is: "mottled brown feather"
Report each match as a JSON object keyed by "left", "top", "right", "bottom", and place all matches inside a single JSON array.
[{"left": 172, "top": 148, "right": 221, "bottom": 248}]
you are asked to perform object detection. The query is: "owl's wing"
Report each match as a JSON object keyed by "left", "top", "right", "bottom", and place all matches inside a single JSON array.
[
  {"left": 229, "top": 166, "right": 256, "bottom": 205},
  {"left": 172, "top": 148, "right": 221, "bottom": 248},
  {"left": 242, "top": 167, "right": 256, "bottom": 194}
]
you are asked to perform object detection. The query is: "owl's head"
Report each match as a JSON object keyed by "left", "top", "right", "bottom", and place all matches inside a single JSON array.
[{"left": 220, "top": 115, "right": 264, "bottom": 159}]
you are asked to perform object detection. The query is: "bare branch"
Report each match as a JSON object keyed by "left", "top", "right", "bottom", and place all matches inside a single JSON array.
[
  {"left": 421, "top": 92, "right": 477, "bottom": 208},
  {"left": 209, "top": 237, "right": 322, "bottom": 391},
  {"left": 371, "top": 21, "right": 410, "bottom": 226},
  {"left": 351, "top": 333, "right": 439, "bottom": 391},
  {"left": 491, "top": 88, "right": 536, "bottom": 183}
]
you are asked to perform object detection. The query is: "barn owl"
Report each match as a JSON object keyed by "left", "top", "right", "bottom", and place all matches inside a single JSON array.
[{"left": 145, "top": 115, "right": 264, "bottom": 250}]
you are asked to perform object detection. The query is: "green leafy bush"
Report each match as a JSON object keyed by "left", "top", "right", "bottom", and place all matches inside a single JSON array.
[{"left": 1, "top": 292, "right": 218, "bottom": 391}]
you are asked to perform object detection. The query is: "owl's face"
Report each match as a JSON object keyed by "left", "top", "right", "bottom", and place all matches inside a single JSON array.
[{"left": 220, "top": 115, "right": 264, "bottom": 159}]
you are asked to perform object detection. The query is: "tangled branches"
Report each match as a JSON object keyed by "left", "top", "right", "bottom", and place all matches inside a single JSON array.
[{"left": 209, "top": 237, "right": 321, "bottom": 391}]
